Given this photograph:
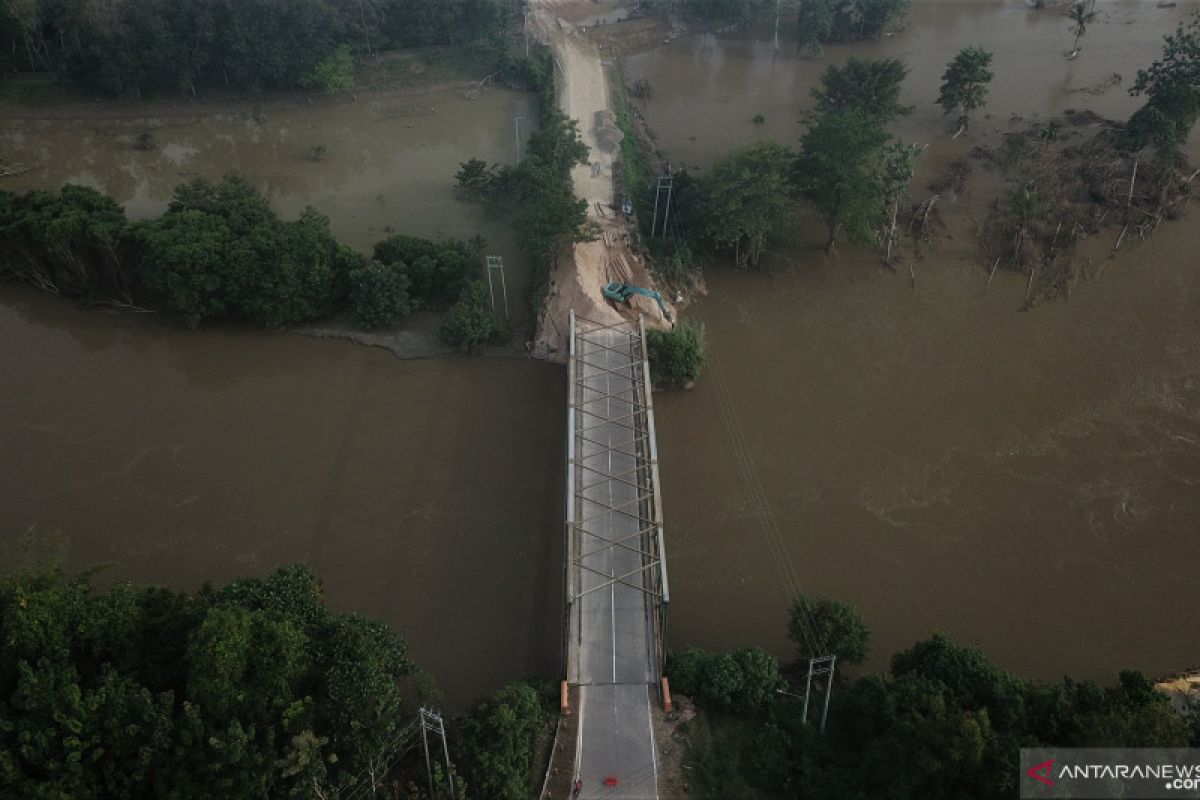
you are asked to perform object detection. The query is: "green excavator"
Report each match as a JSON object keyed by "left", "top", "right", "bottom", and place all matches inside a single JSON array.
[{"left": 602, "top": 281, "right": 672, "bottom": 322}]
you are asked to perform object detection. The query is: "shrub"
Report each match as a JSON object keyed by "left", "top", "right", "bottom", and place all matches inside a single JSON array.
[
  {"left": 140, "top": 176, "right": 351, "bottom": 327},
  {"left": 0, "top": 185, "right": 134, "bottom": 301},
  {"left": 372, "top": 234, "right": 477, "bottom": 305},
  {"left": 350, "top": 261, "right": 412, "bottom": 329},
  {"left": 787, "top": 596, "right": 870, "bottom": 665},
  {"left": 440, "top": 280, "right": 502, "bottom": 351},
  {"left": 647, "top": 319, "right": 705, "bottom": 387},
  {"left": 453, "top": 681, "right": 549, "bottom": 800},
  {"left": 302, "top": 44, "right": 355, "bottom": 93},
  {"left": 668, "top": 647, "right": 783, "bottom": 711}
]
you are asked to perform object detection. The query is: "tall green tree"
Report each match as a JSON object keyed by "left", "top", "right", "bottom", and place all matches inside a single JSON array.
[
  {"left": 648, "top": 320, "right": 706, "bottom": 387},
  {"left": 811, "top": 56, "right": 912, "bottom": 122},
  {"left": 1066, "top": 1, "right": 1098, "bottom": 56},
  {"left": 795, "top": 109, "right": 890, "bottom": 254},
  {"left": 877, "top": 141, "right": 920, "bottom": 264},
  {"left": 936, "top": 46, "right": 994, "bottom": 136},
  {"left": 1125, "top": 11, "right": 1200, "bottom": 156},
  {"left": 787, "top": 595, "right": 870, "bottom": 665},
  {"left": 0, "top": 184, "right": 134, "bottom": 301},
  {"left": 140, "top": 175, "right": 353, "bottom": 326},
  {"left": 796, "top": 0, "right": 910, "bottom": 50},
  {"left": 453, "top": 682, "right": 548, "bottom": 800},
  {"left": 0, "top": 562, "right": 417, "bottom": 799},
  {"left": 700, "top": 141, "right": 795, "bottom": 268}
]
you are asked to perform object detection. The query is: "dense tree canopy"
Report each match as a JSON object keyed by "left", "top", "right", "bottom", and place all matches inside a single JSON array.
[
  {"left": 811, "top": 57, "right": 912, "bottom": 122},
  {"left": 456, "top": 45, "right": 589, "bottom": 314},
  {"left": 648, "top": 320, "right": 707, "bottom": 387},
  {"left": 797, "top": 0, "right": 911, "bottom": 52},
  {"left": 937, "top": 46, "right": 995, "bottom": 134},
  {"left": 795, "top": 108, "right": 892, "bottom": 254},
  {"left": 1126, "top": 11, "right": 1200, "bottom": 156},
  {"left": 439, "top": 279, "right": 505, "bottom": 351},
  {"left": 139, "top": 175, "right": 356, "bottom": 327},
  {"left": 0, "top": 562, "right": 417, "bottom": 799},
  {"left": 453, "top": 681, "right": 549, "bottom": 800},
  {"left": 350, "top": 261, "right": 412, "bottom": 329},
  {"left": 0, "top": 184, "right": 135, "bottom": 301},
  {"left": 787, "top": 595, "right": 870, "bottom": 666},
  {"left": 699, "top": 141, "right": 795, "bottom": 269},
  {"left": 676, "top": 631, "right": 1199, "bottom": 799},
  {"left": 372, "top": 233, "right": 481, "bottom": 306},
  {"left": 0, "top": 0, "right": 522, "bottom": 95}
]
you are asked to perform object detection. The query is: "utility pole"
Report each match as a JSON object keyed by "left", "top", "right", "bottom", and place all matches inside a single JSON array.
[
  {"left": 524, "top": 10, "right": 531, "bottom": 56},
  {"left": 651, "top": 175, "right": 673, "bottom": 238},
  {"left": 515, "top": 116, "right": 521, "bottom": 164},
  {"left": 486, "top": 256, "right": 509, "bottom": 318},
  {"left": 775, "top": 0, "right": 781, "bottom": 52},
  {"left": 420, "top": 707, "right": 455, "bottom": 800},
  {"left": 801, "top": 655, "right": 837, "bottom": 735}
]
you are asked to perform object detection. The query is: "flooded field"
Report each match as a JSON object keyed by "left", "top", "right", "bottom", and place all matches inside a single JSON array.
[
  {"left": 3, "top": 0, "right": 1199, "bottom": 703},
  {"left": 628, "top": 0, "right": 1200, "bottom": 680},
  {"left": 0, "top": 85, "right": 539, "bottom": 317},
  {"left": 0, "top": 287, "right": 564, "bottom": 708}
]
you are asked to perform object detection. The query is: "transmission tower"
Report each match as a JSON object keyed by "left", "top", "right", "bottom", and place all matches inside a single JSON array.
[
  {"left": 801, "top": 655, "right": 837, "bottom": 734},
  {"left": 419, "top": 707, "right": 455, "bottom": 800},
  {"left": 485, "top": 255, "right": 509, "bottom": 318},
  {"left": 651, "top": 175, "right": 673, "bottom": 238}
]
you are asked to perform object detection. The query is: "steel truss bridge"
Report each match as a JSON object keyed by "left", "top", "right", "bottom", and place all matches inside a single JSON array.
[{"left": 562, "top": 311, "right": 669, "bottom": 800}]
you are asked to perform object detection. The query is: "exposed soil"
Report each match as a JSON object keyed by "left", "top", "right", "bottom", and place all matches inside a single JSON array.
[{"left": 529, "top": 0, "right": 675, "bottom": 362}]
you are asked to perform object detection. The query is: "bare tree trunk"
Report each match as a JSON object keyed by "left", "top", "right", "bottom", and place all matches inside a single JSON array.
[
  {"left": 1127, "top": 151, "right": 1141, "bottom": 206},
  {"left": 986, "top": 255, "right": 1001, "bottom": 288},
  {"left": 885, "top": 198, "right": 899, "bottom": 264}
]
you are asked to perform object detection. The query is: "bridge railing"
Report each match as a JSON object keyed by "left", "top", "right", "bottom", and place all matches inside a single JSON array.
[{"left": 563, "top": 310, "right": 670, "bottom": 686}]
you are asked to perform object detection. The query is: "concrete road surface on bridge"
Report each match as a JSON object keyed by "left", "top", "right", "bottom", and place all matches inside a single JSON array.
[{"left": 570, "top": 318, "right": 660, "bottom": 799}]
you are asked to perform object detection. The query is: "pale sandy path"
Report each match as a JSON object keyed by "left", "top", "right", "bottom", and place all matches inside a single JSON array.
[
  {"left": 530, "top": 1, "right": 614, "bottom": 210},
  {"left": 528, "top": 0, "right": 674, "bottom": 362}
]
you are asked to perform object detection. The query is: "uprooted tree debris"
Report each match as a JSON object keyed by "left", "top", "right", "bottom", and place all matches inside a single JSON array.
[{"left": 979, "top": 123, "right": 1197, "bottom": 308}]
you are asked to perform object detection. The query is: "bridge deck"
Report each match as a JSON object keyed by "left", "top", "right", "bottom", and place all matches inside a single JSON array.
[{"left": 565, "top": 312, "right": 668, "bottom": 800}]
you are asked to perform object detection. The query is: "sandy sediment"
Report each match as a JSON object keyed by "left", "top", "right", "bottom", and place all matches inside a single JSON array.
[{"left": 528, "top": 0, "right": 676, "bottom": 363}]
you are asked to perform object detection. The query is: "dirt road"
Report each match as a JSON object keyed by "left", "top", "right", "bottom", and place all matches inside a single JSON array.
[{"left": 529, "top": 0, "right": 674, "bottom": 361}]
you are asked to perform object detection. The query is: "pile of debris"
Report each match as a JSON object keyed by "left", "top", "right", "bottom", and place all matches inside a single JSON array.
[
  {"left": 593, "top": 109, "right": 624, "bottom": 154},
  {"left": 980, "top": 124, "right": 1198, "bottom": 307}
]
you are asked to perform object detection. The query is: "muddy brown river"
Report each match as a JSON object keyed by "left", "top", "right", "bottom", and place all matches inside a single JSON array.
[
  {"left": 628, "top": 0, "right": 1200, "bottom": 679},
  {"left": 3, "top": 0, "right": 1200, "bottom": 704},
  {"left": 0, "top": 287, "right": 565, "bottom": 707}
]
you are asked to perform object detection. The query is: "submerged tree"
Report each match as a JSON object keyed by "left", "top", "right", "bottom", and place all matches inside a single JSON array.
[
  {"left": 796, "top": 0, "right": 911, "bottom": 52},
  {"left": 1066, "top": 1, "right": 1098, "bottom": 57},
  {"left": 1125, "top": 11, "right": 1200, "bottom": 157},
  {"left": 936, "top": 46, "right": 994, "bottom": 136},
  {"left": 647, "top": 320, "right": 706, "bottom": 387},
  {"left": 811, "top": 57, "right": 913, "bottom": 123},
  {"left": 787, "top": 596, "right": 871, "bottom": 666},
  {"left": 700, "top": 141, "right": 795, "bottom": 268},
  {"left": 877, "top": 141, "right": 921, "bottom": 265},
  {"left": 795, "top": 109, "right": 890, "bottom": 255}
]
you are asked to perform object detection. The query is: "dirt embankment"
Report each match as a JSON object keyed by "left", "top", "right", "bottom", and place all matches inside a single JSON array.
[{"left": 528, "top": 0, "right": 675, "bottom": 363}]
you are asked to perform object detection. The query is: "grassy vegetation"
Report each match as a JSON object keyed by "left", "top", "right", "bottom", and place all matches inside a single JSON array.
[
  {"left": 611, "top": 65, "right": 656, "bottom": 235},
  {"left": 356, "top": 44, "right": 502, "bottom": 92},
  {"left": 0, "top": 77, "right": 90, "bottom": 106}
]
